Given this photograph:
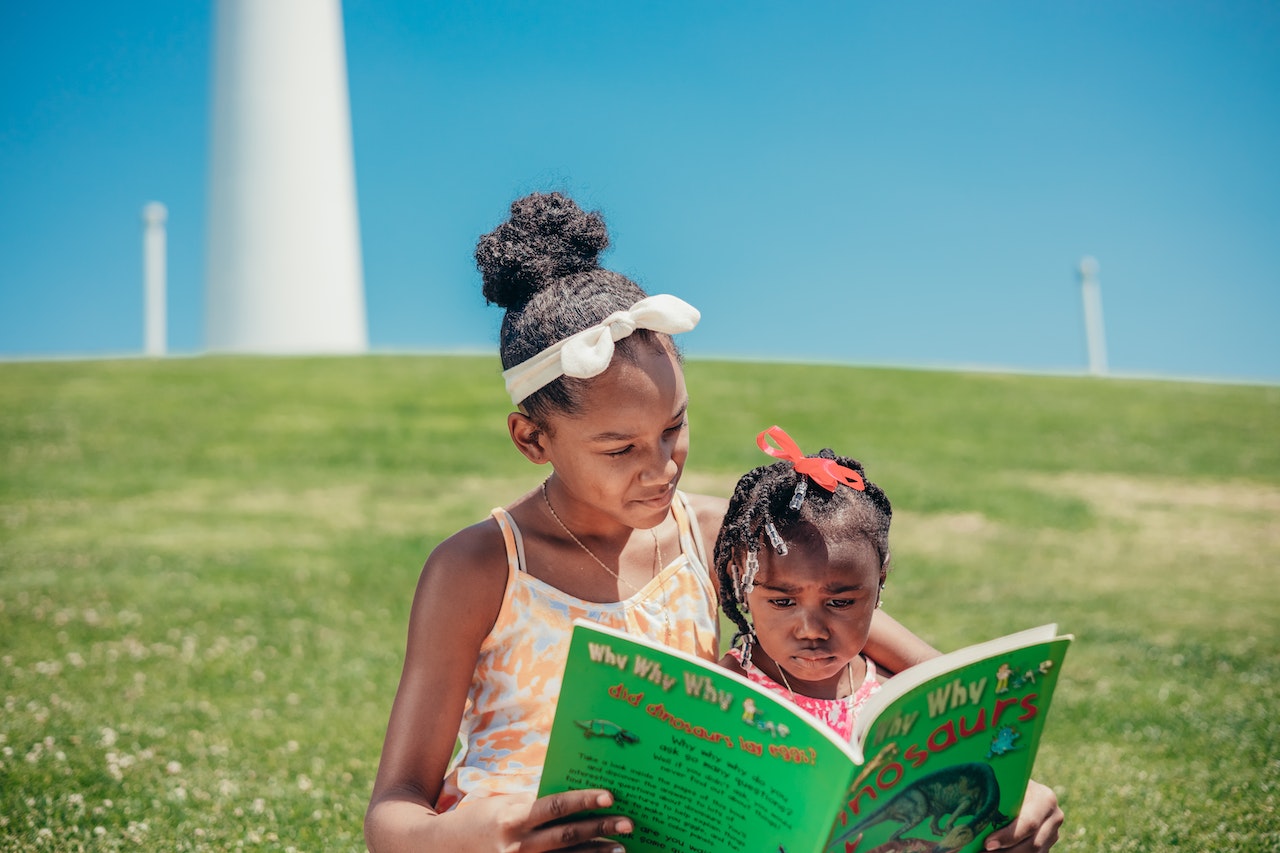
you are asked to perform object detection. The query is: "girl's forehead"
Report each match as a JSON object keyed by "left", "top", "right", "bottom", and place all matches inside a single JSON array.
[
  {"left": 756, "top": 533, "right": 882, "bottom": 585},
  {"left": 562, "top": 347, "right": 688, "bottom": 426}
]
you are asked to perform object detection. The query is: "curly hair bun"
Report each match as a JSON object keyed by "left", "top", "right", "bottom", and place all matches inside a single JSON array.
[{"left": 475, "top": 192, "right": 611, "bottom": 309}]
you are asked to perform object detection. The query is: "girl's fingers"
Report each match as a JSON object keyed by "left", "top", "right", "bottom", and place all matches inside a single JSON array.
[{"left": 526, "top": 790, "right": 633, "bottom": 851}]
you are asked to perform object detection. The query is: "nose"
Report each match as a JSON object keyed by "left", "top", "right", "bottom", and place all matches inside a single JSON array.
[
  {"left": 793, "top": 607, "right": 829, "bottom": 641},
  {"left": 640, "top": 438, "right": 682, "bottom": 487}
]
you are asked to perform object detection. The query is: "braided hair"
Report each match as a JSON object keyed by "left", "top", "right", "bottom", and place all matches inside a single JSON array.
[
  {"left": 712, "top": 449, "right": 893, "bottom": 650},
  {"left": 475, "top": 191, "right": 678, "bottom": 421}
]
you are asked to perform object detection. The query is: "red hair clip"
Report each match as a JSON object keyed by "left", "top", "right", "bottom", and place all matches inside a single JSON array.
[{"left": 756, "top": 426, "right": 865, "bottom": 495}]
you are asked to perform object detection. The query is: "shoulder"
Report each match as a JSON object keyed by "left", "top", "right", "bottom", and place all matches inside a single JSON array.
[
  {"left": 718, "top": 650, "right": 745, "bottom": 676},
  {"left": 409, "top": 516, "right": 512, "bottom": 649},
  {"left": 680, "top": 491, "right": 729, "bottom": 539}
]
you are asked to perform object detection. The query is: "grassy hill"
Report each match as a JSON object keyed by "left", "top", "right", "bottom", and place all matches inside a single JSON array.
[{"left": 2, "top": 355, "right": 1277, "bottom": 851}]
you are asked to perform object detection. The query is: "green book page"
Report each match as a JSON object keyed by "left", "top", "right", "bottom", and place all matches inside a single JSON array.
[
  {"left": 539, "top": 620, "right": 861, "bottom": 853},
  {"left": 824, "top": 633, "right": 1072, "bottom": 853}
]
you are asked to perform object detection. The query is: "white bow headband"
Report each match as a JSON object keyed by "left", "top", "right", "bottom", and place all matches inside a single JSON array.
[{"left": 502, "top": 294, "right": 701, "bottom": 405}]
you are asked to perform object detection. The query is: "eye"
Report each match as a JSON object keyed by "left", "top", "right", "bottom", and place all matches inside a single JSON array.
[
  {"left": 605, "top": 445, "right": 634, "bottom": 457},
  {"left": 665, "top": 419, "right": 688, "bottom": 435},
  {"left": 828, "top": 599, "right": 855, "bottom": 609},
  {"left": 767, "top": 598, "right": 795, "bottom": 608}
]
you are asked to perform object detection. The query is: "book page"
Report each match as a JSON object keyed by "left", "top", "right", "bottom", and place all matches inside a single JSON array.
[{"left": 540, "top": 621, "right": 862, "bottom": 853}]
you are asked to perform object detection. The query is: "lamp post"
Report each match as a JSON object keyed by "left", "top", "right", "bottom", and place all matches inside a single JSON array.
[
  {"left": 142, "top": 201, "right": 168, "bottom": 357},
  {"left": 1079, "top": 256, "right": 1108, "bottom": 376}
]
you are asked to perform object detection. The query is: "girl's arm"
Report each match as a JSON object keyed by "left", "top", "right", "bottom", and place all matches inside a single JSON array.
[
  {"left": 364, "top": 525, "right": 632, "bottom": 853},
  {"left": 863, "top": 609, "right": 941, "bottom": 676}
]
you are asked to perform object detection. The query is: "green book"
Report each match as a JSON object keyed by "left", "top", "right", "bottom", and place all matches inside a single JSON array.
[{"left": 538, "top": 620, "right": 1071, "bottom": 853}]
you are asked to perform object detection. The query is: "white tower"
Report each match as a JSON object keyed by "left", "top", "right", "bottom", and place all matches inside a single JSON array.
[
  {"left": 1078, "top": 256, "right": 1108, "bottom": 376},
  {"left": 205, "top": 0, "right": 367, "bottom": 353},
  {"left": 142, "top": 201, "right": 168, "bottom": 357}
]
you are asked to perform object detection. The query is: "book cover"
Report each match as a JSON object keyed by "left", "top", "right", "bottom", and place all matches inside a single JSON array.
[{"left": 537, "top": 620, "right": 1070, "bottom": 853}]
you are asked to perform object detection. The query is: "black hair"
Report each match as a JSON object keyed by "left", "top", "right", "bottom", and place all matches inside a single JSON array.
[
  {"left": 475, "top": 192, "right": 674, "bottom": 421},
  {"left": 712, "top": 449, "right": 893, "bottom": 648}
]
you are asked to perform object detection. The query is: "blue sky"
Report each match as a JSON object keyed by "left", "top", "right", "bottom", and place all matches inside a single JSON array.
[{"left": 2, "top": 2, "right": 1278, "bottom": 383}]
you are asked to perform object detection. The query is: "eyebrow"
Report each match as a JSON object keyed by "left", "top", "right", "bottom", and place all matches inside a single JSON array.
[
  {"left": 587, "top": 399, "right": 688, "bottom": 443},
  {"left": 760, "top": 580, "right": 866, "bottom": 595}
]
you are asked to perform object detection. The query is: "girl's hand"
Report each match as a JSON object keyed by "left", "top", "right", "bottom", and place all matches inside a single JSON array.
[
  {"left": 466, "top": 789, "right": 633, "bottom": 852},
  {"left": 982, "top": 780, "right": 1063, "bottom": 851}
]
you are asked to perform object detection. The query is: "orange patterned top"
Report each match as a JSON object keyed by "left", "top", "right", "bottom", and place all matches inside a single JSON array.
[{"left": 436, "top": 491, "right": 719, "bottom": 810}]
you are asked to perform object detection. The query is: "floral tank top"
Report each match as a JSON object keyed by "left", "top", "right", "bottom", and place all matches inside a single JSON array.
[
  {"left": 436, "top": 490, "right": 719, "bottom": 811},
  {"left": 726, "top": 647, "right": 880, "bottom": 742}
]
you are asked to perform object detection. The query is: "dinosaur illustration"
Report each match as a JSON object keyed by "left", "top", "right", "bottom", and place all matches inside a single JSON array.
[
  {"left": 847, "top": 743, "right": 902, "bottom": 800},
  {"left": 573, "top": 719, "right": 639, "bottom": 746},
  {"left": 830, "top": 762, "right": 1009, "bottom": 852},
  {"left": 986, "top": 725, "right": 1021, "bottom": 758}
]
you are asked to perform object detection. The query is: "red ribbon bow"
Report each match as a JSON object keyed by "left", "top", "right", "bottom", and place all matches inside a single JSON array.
[{"left": 756, "top": 426, "right": 865, "bottom": 492}]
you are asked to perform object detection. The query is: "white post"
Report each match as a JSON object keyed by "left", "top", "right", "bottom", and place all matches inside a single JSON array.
[
  {"left": 1078, "top": 256, "right": 1108, "bottom": 376},
  {"left": 205, "top": 0, "right": 367, "bottom": 353},
  {"left": 142, "top": 202, "right": 168, "bottom": 357}
]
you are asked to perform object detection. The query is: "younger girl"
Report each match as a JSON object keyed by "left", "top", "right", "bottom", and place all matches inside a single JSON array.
[
  {"left": 715, "top": 425, "right": 891, "bottom": 741},
  {"left": 715, "top": 426, "right": 1064, "bottom": 852}
]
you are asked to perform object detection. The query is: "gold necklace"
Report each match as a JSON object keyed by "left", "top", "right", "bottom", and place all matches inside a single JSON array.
[{"left": 540, "top": 480, "right": 662, "bottom": 597}]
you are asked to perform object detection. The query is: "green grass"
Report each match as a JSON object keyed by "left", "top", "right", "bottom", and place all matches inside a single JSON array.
[{"left": 2, "top": 355, "right": 1277, "bottom": 851}]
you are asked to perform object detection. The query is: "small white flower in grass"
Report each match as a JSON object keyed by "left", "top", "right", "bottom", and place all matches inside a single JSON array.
[
  {"left": 34, "top": 659, "right": 63, "bottom": 676},
  {"left": 171, "top": 786, "right": 187, "bottom": 802},
  {"left": 100, "top": 727, "right": 118, "bottom": 747},
  {"left": 166, "top": 760, "right": 182, "bottom": 774},
  {"left": 36, "top": 828, "right": 52, "bottom": 840},
  {"left": 286, "top": 740, "right": 299, "bottom": 752},
  {"left": 252, "top": 798, "right": 265, "bottom": 814},
  {"left": 67, "top": 651, "right": 85, "bottom": 668},
  {"left": 251, "top": 670, "right": 265, "bottom": 683},
  {"left": 312, "top": 809, "right": 324, "bottom": 821},
  {"left": 297, "top": 774, "right": 312, "bottom": 792},
  {"left": 94, "top": 826, "right": 106, "bottom": 837},
  {"left": 67, "top": 793, "right": 84, "bottom": 807}
]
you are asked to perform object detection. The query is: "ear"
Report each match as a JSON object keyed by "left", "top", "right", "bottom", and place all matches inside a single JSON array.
[{"left": 508, "top": 411, "right": 551, "bottom": 465}]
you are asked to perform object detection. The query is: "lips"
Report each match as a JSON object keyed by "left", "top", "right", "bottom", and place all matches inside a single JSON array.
[
  {"left": 789, "top": 652, "right": 837, "bottom": 669},
  {"left": 635, "top": 485, "right": 675, "bottom": 508}
]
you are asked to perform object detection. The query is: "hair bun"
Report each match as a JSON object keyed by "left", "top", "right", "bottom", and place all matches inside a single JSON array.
[{"left": 475, "top": 192, "right": 611, "bottom": 309}]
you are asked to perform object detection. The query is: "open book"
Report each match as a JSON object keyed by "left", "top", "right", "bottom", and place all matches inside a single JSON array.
[{"left": 537, "top": 620, "right": 1071, "bottom": 853}]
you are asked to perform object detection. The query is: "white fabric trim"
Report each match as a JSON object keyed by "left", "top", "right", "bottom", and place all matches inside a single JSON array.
[{"left": 501, "top": 294, "right": 700, "bottom": 405}]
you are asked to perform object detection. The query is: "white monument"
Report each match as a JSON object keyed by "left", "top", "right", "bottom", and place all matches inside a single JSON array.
[
  {"left": 142, "top": 201, "right": 168, "bottom": 357},
  {"left": 205, "top": 0, "right": 368, "bottom": 353},
  {"left": 1078, "top": 256, "right": 1108, "bottom": 376}
]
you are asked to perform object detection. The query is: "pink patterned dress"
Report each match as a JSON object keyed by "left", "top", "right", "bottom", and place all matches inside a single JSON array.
[
  {"left": 436, "top": 491, "right": 719, "bottom": 810},
  {"left": 726, "top": 647, "right": 881, "bottom": 742}
]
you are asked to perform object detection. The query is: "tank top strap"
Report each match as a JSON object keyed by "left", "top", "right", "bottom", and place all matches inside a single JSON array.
[
  {"left": 670, "top": 490, "right": 708, "bottom": 568},
  {"left": 488, "top": 507, "right": 529, "bottom": 574}
]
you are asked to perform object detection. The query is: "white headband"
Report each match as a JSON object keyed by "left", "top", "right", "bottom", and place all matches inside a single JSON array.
[{"left": 502, "top": 294, "right": 701, "bottom": 405}]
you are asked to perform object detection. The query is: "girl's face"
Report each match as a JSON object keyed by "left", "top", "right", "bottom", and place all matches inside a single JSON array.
[
  {"left": 747, "top": 522, "right": 886, "bottom": 699},
  {"left": 537, "top": 343, "right": 690, "bottom": 532}
]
